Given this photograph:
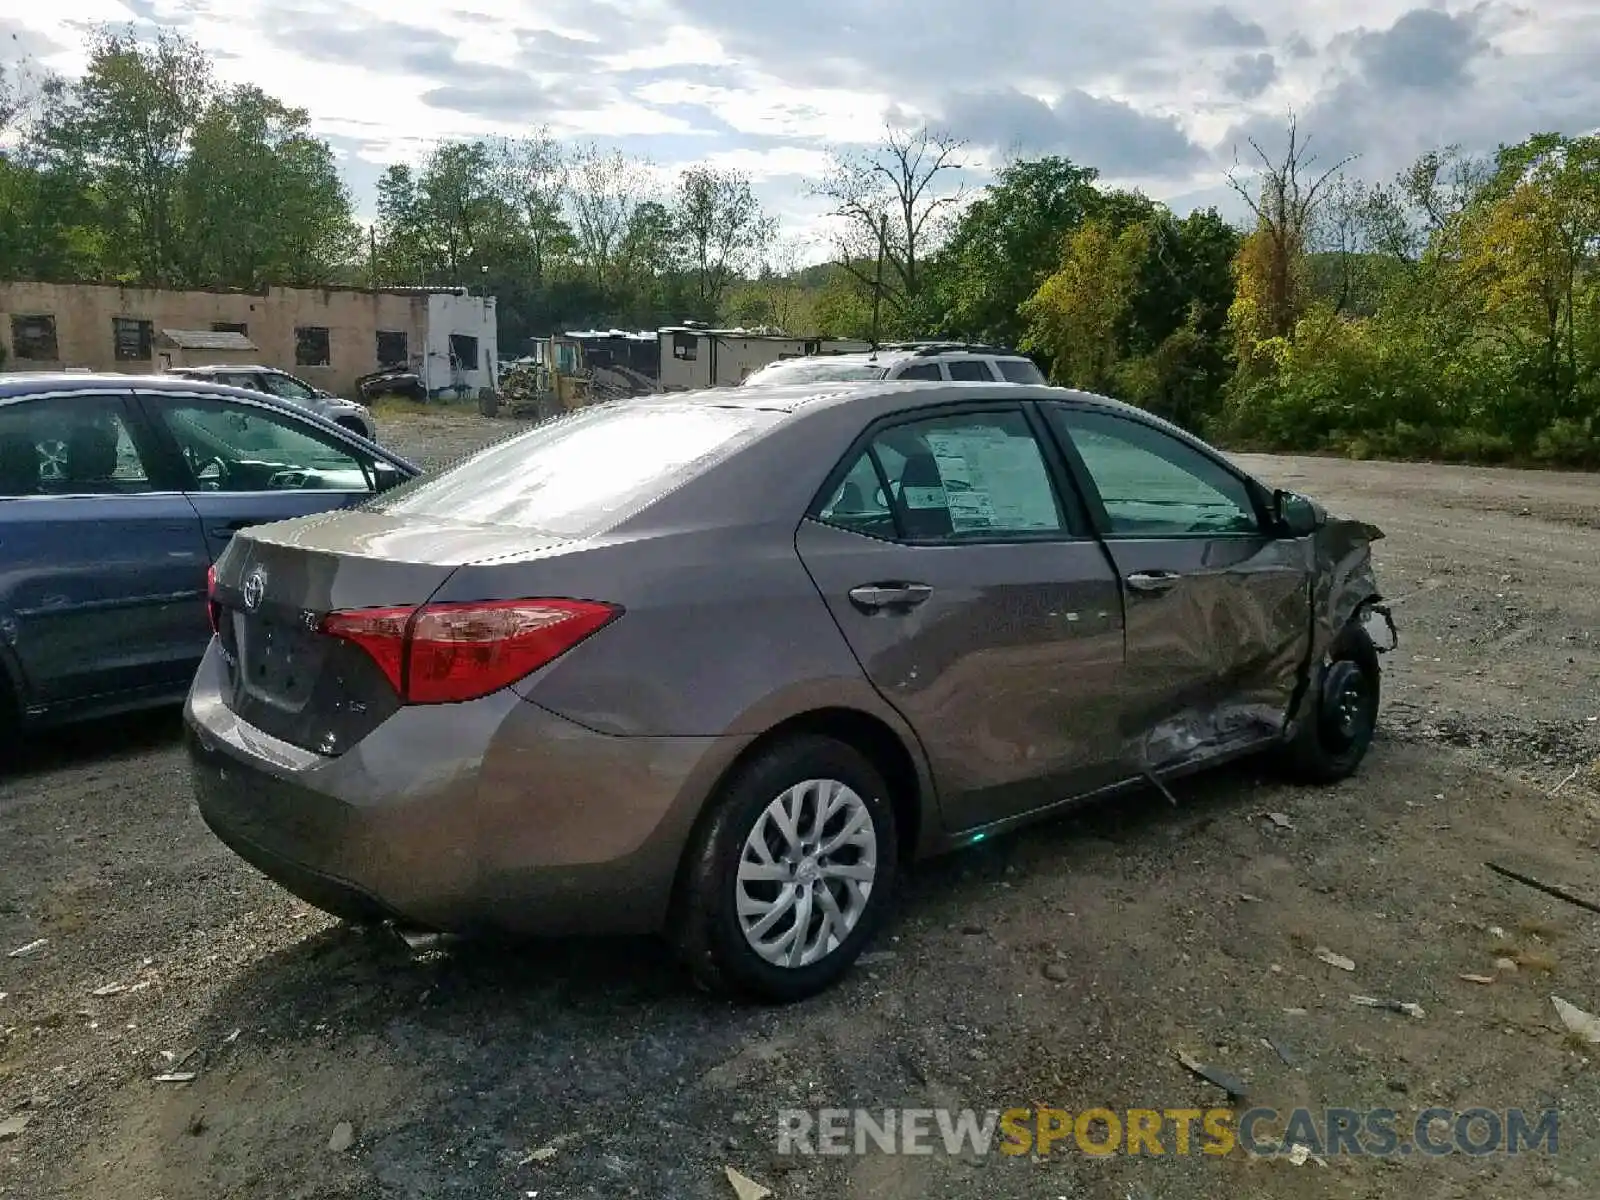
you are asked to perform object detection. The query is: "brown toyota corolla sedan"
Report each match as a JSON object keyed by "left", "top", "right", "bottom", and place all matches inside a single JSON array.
[{"left": 185, "top": 381, "right": 1396, "bottom": 1001}]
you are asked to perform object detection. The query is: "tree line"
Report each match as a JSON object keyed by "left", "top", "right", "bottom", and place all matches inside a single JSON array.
[{"left": 4, "top": 24, "right": 1600, "bottom": 465}]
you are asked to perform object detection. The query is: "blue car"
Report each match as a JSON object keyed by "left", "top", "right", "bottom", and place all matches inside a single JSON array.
[{"left": 0, "top": 373, "right": 418, "bottom": 736}]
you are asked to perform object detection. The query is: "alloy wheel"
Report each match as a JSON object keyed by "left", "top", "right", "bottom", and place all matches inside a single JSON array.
[{"left": 735, "top": 778, "right": 878, "bottom": 969}]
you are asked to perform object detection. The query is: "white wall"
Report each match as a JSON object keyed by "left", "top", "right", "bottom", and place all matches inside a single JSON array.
[{"left": 424, "top": 293, "right": 498, "bottom": 396}]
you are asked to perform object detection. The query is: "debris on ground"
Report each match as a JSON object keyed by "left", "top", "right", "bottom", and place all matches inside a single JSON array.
[
  {"left": 329, "top": 1121, "right": 355, "bottom": 1152},
  {"left": 856, "top": 950, "right": 898, "bottom": 966},
  {"left": 1286, "top": 1142, "right": 1327, "bottom": 1167},
  {"left": 1313, "top": 946, "right": 1356, "bottom": 971},
  {"left": 8, "top": 938, "right": 47, "bottom": 958},
  {"left": 1174, "top": 1049, "right": 1249, "bottom": 1101},
  {"left": 1263, "top": 1035, "right": 1297, "bottom": 1066},
  {"left": 1486, "top": 860, "right": 1600, "bottom": 915},
  {"left": 724, "top": 1165, "right": 773, "bottom": 1200},
  {"left": 153, "top": 1072, "right": 198, "bottom": 1084},
  {"left": 0, "top": 1113, "right": 33, "bottom": 1141},
  {"left": 1551, "top": 996, "right": 1600, "bottom": 1043},
  {"left": 1459, "top": 973, "right": 1496, "bottom": 985},
  {"left": 1352, "top": 995, "right": 1425, "bottom": 1018},
  {"left": 90, "top": 982, "right": 127, "bottom": 997},
  {"left": 519, "top": 1147, "right": 557, "bottom": 1165},
  {"left": 1264, "top": 812, "right": 1294, "bottom": 829}
]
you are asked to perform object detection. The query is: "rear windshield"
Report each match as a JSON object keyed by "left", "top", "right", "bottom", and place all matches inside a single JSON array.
[
  {"left": 370, "top": 402, "right": 775, "bottom": 537},
  {"left": 743, "top": 359, "right": 888, "bottom": 385},
  {"left": 997, "top": 358, "right": 1046, "bottom": 384}
]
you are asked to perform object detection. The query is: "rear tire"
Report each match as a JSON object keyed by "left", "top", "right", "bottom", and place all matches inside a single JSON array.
[
  {"left": 675, "top": 735, "right": 899, "bottom": 1002},
  {"left": 1278, "top": 621, "right": 1381, "bottom": 783}
]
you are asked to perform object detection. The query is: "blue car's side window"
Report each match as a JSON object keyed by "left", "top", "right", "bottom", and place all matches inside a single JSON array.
[{"left": 0, "top": 397, "right": 153, "bottom": 498}]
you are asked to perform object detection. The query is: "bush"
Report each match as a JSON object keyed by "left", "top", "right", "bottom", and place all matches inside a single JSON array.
[{"left": 1533, "top": 419, "right": 1600, "bottom": 467}]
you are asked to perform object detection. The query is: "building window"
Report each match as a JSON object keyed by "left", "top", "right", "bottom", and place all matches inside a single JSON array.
[
  {"left": 295, "top": 326, "right": 331, "bottom": 367},
  {"left": 212, "top": 321, "right": 248, "bottom": 336},
  {"left": 10, "top": 315, "right": 58, "bottom": 361},
  {"left": 112, "top": 317, "right": 154, "bottom": 361},
  {"left": 672, "top": 331, "right": 698, "bottom": 361},
  {"left": 448, "top": 333, "right": 480, "bottom": 370},
  {"left": 376, "top": 330, "right": 408, "bottom": 366}
]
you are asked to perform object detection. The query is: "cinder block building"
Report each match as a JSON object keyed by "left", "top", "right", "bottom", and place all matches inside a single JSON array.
[{"left": 0, "top": 281, "right": 498, "bottom": 398}]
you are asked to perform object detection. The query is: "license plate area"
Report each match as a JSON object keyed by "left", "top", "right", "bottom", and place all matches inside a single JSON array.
[{"left": 232, "top": 609, "right": 325, "bottom": 710}]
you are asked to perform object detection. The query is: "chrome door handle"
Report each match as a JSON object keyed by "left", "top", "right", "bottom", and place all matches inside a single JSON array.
[
  {"left": 1125, "top": 571, "right": 1181, "bottom": 594},
  {"left": 848, "top": 583, "right": 934, "bottom": 611}
]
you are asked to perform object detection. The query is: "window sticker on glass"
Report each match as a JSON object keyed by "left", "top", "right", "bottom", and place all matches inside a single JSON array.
[
  {"left": 902, "top": 484, "right": 948, "bottom": 509},
  {"left": 923, "top": 426, "right": 1059, "bottom": 532}
]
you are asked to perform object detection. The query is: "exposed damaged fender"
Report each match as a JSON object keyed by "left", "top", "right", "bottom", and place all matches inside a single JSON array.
[
  {"left": 1283, "top": 514, "right": 1397, "bottom": 734},
  {"left": 1312, "top": 516, "right": 1395, "bottom": 659}
]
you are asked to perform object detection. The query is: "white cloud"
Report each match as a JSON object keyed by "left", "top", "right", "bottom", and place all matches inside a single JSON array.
[{"left": 8, "top": 0, "right": 1600, "bottom": 225}]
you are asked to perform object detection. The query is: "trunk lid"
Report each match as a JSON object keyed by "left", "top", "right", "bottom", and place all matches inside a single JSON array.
[{"left": 211, "top": 509, "right": 571, "bottom": 754}]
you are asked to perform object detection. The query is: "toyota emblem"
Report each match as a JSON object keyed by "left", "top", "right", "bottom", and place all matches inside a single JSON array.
[{"left": 241, "top": 567, "right": 267, "bottom": 611}]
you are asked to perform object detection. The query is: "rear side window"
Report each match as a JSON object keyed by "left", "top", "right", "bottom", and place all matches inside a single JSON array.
[
  {"left": 815, "top": 409, "right": 1073, "bottom": 541},
  {"left": 894, "top": 363, "right": 942, "bottom": 381},
  {"left": 373, "top": 403, "right": 775, "bottom": 538},
  {"left": 946, "top": 360, "right": 995, "bottom": 381},
  {"left": 997, "top": 358, "right": 1046, "bottom": 384}
]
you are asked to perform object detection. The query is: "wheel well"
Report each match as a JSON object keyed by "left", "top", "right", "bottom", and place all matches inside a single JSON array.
[{"left": 708, "top": 707, "right": 924, "bottom": 856}]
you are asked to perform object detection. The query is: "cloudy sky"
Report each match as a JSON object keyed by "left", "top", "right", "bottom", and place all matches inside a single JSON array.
[{"left": 6, "top": 0, "right": 1600, "bottom": 250}]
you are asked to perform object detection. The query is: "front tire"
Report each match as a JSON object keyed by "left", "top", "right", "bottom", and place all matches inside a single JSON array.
[
  {"left": 1279, "top": 621, "right": 1381, "bottom": 783},
  {"left": 675, "top": 735, "right": 899, "bottom": 1002}
]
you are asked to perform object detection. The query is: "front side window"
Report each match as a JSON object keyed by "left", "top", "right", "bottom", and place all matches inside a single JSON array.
[
  {"left": 1048, "top": 406, "right": 1260, "bottom": 536},
  {"left": 372, "top": 402, "right": 777, "bottom": 538},
  {"left": 151, "top": 398, "right": 372, "bottom": 493},
  {"left": 0, "top": 395, "right": 151, "bottom": 497},
  {"left": 817, "top": 409, "right": 1068, "bottom": 542},
  {"left": 894, "top": 363, "right": 942, "bottom": 381},
  {"left": 260, "top": 372, "right": 318, "bottom": 401}
]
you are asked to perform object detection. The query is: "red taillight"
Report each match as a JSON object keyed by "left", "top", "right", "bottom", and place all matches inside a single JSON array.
[
  {"left": 206, "top": 565, "right": 219, "bottom": 634},
  {"left": 319, "top": 599, "right": 619, "bottom": 705}
]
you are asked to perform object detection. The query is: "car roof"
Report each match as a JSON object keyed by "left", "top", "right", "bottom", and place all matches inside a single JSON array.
[
  {"left": 657, "top": 378, "right": 1145, "bottom": 422},
  {"left": 755, "top": 347, "right": 1031, "bottom": 371},
  {"left": 0, "top": 371, "right": 282, "bottom": 402}
]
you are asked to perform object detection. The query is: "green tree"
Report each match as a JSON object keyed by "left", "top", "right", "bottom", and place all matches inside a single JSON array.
[
  {"left": 179, "top": 85, "right": 356, "bottom": 287},
  {"left": 925, "top": 155, "right": 1102, "bottom": 345},
  {"left": 52, "top": 25, "right": 214, "bottom": 283},
  {"left": 671, "top": 166, "right": 774, "bottom": 321},
  {"left": 1021, "top": 218, "right": 1150, "bottom": 391}
]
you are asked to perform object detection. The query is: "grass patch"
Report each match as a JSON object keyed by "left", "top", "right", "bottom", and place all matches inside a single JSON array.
[{"left": 372, "top": 396, "right": 479, "bottom": 418}]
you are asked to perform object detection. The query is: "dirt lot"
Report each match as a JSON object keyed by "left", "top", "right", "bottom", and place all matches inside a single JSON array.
[{"left": 3, "top": 412, "right": 1599, "bottom": 1200}]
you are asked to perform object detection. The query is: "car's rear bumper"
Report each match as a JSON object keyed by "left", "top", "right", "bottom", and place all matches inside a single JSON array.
[{"left": 183, "top": 641, "right": 750, "bottom": 935}]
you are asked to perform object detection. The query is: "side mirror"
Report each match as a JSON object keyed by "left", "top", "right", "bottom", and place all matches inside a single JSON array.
[
  {"left": 1274, "top": 489, "right": 1323, "bottom": 537},
  {"left": 370, "top": 462, "right": 406, "bottom": 493}
]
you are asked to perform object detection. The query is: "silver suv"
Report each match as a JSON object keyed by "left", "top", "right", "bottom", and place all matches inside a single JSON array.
[
  {"left": 166, "top": 366, "right": 379, "bottom": 442},
  {"left": 740, "top": 342, "right": 1046, "bottom": 387}
]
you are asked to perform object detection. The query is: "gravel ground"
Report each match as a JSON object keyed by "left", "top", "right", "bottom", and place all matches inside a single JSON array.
[{"left": 2, "top": 413, "right": 1598, "bottom": 1200}]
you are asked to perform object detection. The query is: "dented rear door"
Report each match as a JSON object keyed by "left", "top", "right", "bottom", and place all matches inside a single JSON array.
[{"left": 1042, "top": 403, "right": 1312, "bottom": 774}]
